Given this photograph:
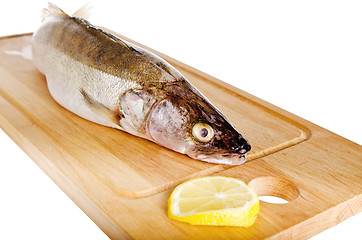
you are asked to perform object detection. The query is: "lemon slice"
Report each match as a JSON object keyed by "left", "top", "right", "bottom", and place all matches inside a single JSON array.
[{"left": 168, "top": 176, "right": 259, "bottom": 226}]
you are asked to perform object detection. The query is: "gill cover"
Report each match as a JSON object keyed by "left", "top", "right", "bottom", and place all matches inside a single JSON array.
[{"left": 147, "top": 97, "right": 190, "bottom": 154}]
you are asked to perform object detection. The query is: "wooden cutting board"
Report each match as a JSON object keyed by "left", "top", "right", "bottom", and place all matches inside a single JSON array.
[{"left": 0, "top": 33, "right": 361, "bottom": 239}]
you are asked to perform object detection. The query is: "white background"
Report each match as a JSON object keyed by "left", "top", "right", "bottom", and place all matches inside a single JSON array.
[{"left": 0, "top": 0, "right": 361, "bottom": 239}]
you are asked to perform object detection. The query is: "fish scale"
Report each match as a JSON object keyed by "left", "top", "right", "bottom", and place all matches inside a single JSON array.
[{"left": 32, "top": 3, "right": 251, "bottom": 165}]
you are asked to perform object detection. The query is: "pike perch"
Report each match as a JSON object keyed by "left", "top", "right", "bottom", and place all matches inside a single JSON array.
[{"left": 32, "top": 3, "right": 251, "bottom": 165}]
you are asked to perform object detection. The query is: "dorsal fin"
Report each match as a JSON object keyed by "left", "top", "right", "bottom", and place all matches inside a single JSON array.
[
  {"left": 74, "top": 17, "right": 135, "bottom": 51},
  {"left": 41, "top": 3, "right": 68, "bottom": 21},
  {"left": 72, "top": 3, "right": 92, "bottom": 20},
  {"left": 96, "top": 28, "right": 134, "bottom": 51}
]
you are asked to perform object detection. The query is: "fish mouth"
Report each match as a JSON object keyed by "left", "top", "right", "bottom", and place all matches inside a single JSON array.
[{"left": 192, "top": 153, "right": 247, "bottom": 165}]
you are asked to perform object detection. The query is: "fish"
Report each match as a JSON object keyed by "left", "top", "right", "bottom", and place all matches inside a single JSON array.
[{"left": 32, "top": 3, "right": 251, "bottom": 165}]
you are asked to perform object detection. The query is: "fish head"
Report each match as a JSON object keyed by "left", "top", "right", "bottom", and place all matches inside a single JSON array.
[
  {"left": 185, "top": 120, "right": 251, "bottom": 165},
  {"left": 146, "top": 84, "right": 251, "bottom": 165}
]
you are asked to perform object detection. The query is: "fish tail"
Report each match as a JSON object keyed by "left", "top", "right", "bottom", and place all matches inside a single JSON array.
[
  {"left": 72, "top": 3, "right": 92, "bottom": 20},
  {"left": 41, "top": 2, "right": 92, "bottom": 21},
  {"left": 41, "top": 3, "right": 68, "bottom": 21}
]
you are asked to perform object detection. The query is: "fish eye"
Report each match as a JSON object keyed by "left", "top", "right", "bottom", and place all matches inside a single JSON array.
[{"left": 192, "top": 123, "right": 215, "bottom": 143}]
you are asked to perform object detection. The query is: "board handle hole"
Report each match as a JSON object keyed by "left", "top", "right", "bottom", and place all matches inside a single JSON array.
[{"left": 248, "top": 176, "right": 299, "bottom": 204}]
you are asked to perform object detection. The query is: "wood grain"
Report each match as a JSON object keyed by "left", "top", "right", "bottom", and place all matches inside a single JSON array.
[
  {"left": 0, "top": 33, "right": 310, "bottom": 198},
  {"left": 0, "top": 33, "right": 361, "bottom": 239}
]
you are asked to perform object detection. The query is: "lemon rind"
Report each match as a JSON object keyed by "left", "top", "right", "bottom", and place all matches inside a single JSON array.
[{"left": 167, "top": 176, "right": 260, "bottom": 227}]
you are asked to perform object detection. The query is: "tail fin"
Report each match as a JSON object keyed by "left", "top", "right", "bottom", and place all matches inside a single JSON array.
[
  {"left": 72, "top": 3, "right": 92, "bottom": 19},
  {"left": 41, "top": 3, "right": 92, "bottom": 21},
  {"left": 41, "top": 3, "right": 68, "bottom": 21}
]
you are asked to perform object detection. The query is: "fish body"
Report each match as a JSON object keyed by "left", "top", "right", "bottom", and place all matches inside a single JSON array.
[{"left": 32, "top": 3, "right": 251, "bottom": 165}]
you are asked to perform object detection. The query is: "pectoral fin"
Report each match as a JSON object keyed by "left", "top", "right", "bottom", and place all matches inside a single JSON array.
[
  {"left": 79, "top": 88, "right": 156, "bottom": 140},
  {"left": 79, "top": 88, "right": 123, "bottom": 126},
  {"left": 118, "top": 89, "right": 156, "bottom": 132}
]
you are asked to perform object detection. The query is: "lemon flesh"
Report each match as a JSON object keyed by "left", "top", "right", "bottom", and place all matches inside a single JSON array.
[{"left": 168, "top": 176, "right": 259, "bottom": 226}]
